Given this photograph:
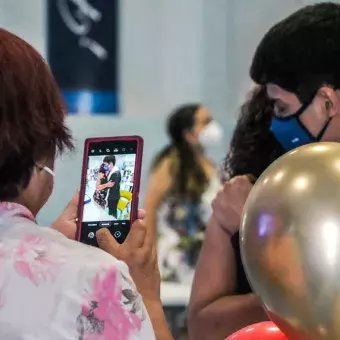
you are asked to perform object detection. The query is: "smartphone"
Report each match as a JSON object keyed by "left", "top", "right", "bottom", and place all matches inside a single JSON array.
[{"left": 77, "top": 136, "right": 143, "bottom": 246}]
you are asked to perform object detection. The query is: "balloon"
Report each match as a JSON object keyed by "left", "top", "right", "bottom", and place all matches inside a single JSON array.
[
  {"left": 240, "top": 142, "right": 340, "bottom": 340},
  {"left": 226, "top": 321, "right": 287, "bottom": 339}
]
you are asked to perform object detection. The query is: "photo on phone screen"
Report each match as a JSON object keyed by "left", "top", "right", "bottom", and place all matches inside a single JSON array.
[{"left": 78, "top": 137, "right": 143, "bottom": 246}]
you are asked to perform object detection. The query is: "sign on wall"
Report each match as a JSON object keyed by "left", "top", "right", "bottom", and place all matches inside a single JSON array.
[{"left": 47, "top": 0, "right": 119, "bottom": 115}]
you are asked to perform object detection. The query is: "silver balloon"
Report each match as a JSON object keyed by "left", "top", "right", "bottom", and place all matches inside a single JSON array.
[{"left": 240, "top": 142, "right": 340, "bottom": 340}]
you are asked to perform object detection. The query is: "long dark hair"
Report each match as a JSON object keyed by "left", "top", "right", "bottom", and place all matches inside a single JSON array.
[
  {"left": 151, "top": 104, "right": 208, "bottom": 201},
  {"left": 224, "top": 86, "right": 285, "bottom": 181}
]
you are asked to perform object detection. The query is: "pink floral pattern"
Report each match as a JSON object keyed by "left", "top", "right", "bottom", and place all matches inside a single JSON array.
[
  {"left": 13, "top": 234, "right": 65, "bottom": 286},
  {"left": 0, "top": 202, "right": 154, "bottom": 339},
  {"left": 0, "top": 249, "right": 7, "bottom": 308},
  {"left": 77, "top": 267, "right": 142, "bottom": 340},
  {"left": 0, "top": 202, "right": 65, "bottom": 287},
  {"left": 0, "top": 249, "right": 6, "bottom": 267},
  {"left": 0, "top": 202, "right": 34, "bottom": 221}
]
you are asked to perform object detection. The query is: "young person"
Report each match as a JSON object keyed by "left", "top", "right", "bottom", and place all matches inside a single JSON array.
[
  {"left": 189, "top": 3, "right": 340, "bottom": 338},
  {"left": 103, "top": 155, "right": 122, "bottom": 218}
]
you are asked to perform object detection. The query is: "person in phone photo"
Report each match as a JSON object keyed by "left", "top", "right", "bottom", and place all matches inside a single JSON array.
[
  {"left": 83, "top": 154, "right": 135, "bottom": 222},
  {"left": 103, "top": 155, "right": 122, "bottom": 218},
  {"left": 93, "top": 162, "right": 109, "bottom": 209}
]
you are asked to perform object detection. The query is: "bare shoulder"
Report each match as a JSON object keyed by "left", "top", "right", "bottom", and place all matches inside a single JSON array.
[
  {"left": 148, "top": 155, "right": 174, "bottom": 196},
  {"left": 151, "top": 154, "right": 174, "bottom": 177}
]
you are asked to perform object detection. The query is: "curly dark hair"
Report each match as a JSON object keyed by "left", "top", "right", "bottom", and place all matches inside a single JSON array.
[{"left": 224, "top": 86, "right": 285, "bottom": 181}]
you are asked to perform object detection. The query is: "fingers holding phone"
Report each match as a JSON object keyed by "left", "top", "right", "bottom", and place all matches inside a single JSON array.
[
  {"left": 96, "top": 217, "right": 160, "bottom": 303},
  {"left": 97, "top": 213, "right": 173, "bottom": 340},
  {"left": 77, "top": 136, "right": 143, "bottom": 246}
]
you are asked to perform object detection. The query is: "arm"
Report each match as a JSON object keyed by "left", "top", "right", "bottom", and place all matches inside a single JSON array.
[
  {"left": 120, "top": 267, "right": 173, "bottom": 340},
  {"left": 188, "top": 215, "right": 267, "bottom": 339},
  {"left": 144, "top": 299, "right": 174, "bottom": 340},
  {"left": 96, "top": 216, "right": 173, "bottom": 340},
  {"left": 96, "top": 174, "right": 115, "bottom": 191},
  {"left": 144, "top": 158, "right": 172, "bottom": 238},
  {"left": 96, "top": 181, "right": 114, "bottom": 190}
]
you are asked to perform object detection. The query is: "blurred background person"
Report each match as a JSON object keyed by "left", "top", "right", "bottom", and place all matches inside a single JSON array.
[
  {"left": 188, "top": 86, "right": 285, "bottom": 339},
  {"left": 145, "top": 104, "right": 223, "bottom": 284}
]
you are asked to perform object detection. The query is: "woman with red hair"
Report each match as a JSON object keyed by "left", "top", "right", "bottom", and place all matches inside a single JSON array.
[{"left": 0, "top": 28, "right": 172, "bottom": 340}]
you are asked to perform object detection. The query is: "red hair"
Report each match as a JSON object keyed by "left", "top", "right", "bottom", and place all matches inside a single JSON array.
[{"left": 0, "top": 28, "right": 74, "bottom": 200}]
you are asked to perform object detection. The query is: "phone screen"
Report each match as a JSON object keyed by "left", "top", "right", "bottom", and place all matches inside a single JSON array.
[{"left": 79, "top": 139, "right": 140, "bottom": 246}]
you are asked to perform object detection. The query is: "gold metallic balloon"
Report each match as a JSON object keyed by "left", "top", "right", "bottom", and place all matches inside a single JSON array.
[{"left": 240, "top": 142, "right": 340, "bottom": 340}]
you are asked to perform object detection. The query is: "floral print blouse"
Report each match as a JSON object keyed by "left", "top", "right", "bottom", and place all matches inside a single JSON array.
[{"left": 0, "top": 202, "right": 155, "bottom": 340}]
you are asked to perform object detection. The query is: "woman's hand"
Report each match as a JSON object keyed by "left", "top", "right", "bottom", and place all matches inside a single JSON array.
[
  {"left": 51, "top": 191, "right": 79, "bottom": 239},
  {"left": 97, "top": 212, "right": 173, "bottom": 340},
  {"left": 96, "top": 210, "right": 160, "bottom": 303},
  {"left": 212, "top": 175, "right": 254, "bottom": 235}
]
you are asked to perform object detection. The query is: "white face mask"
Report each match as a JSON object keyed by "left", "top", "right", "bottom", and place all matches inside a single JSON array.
[
  {"left": 198, "top": 121, "right": 224, "bottom": 147},
  {"left": 35, "top": 165, "right": 55, "bottom": 204}
]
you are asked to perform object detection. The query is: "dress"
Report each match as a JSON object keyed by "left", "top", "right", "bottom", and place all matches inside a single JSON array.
[
  {"left": 157, "top": 175, "right": 221, "bottom": 284},
  {"left": 93, "top": 176, "right": 108, "bottom": 209},
  {"left": 0, "top": 202, "right": 155, "bottom": 340},
  {"left": 231, "top": 231, "right": 252, "bottom": 294}
]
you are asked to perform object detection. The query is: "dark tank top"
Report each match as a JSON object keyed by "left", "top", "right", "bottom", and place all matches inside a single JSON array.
[{"left": 231, "top": 231, "right": 252, "bottom": 294}]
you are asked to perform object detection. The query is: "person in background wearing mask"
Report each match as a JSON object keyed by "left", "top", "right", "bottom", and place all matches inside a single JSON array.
[
  {"left": 145, "top": 104, "right": 223, "bottom": 284},
  {"left": 189, "top": 2, "right": 340, "bottom": 338}
]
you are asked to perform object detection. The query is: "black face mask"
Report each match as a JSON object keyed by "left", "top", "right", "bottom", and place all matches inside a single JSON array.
[{"left": 270, "top": 100, "right": 331, "bottom": 151}]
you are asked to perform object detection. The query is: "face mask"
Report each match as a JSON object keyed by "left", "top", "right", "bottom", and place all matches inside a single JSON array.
[
  {"left": 40, "top": 165, "right": 55, "bottom": 199},
  {"left": 198, "top": 121, "right": 224, "bottom": 147},
  {"left": 43, "top": 166, "right": 55, "bottom": 177},
  {"left": 270, "top": 101, "right": 331, "bottom": 151},
  {"left": 101, "top": 164, "right": 109, "bottom": 172}
]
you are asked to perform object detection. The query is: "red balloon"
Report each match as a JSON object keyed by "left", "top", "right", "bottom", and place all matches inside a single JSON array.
[{"left": 226, "top": 321, "right": 287, "bottom": 339}]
